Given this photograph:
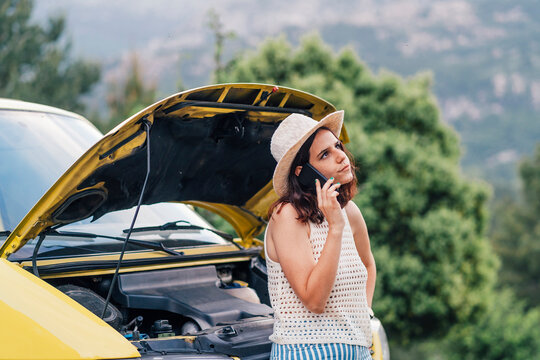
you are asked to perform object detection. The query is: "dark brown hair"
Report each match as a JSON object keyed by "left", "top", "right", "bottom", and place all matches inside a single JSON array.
[{"left": 268, "top": 127, "right": 358, "bottom": 224}]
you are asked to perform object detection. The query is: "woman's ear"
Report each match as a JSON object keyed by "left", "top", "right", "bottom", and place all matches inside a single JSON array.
[{"left": 294, "top": 165, "right": 302, "bottom": 177}]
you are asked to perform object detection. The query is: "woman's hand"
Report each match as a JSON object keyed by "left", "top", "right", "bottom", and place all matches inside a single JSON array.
[{"left": 315, "top": 178, "right": 344, "bottom": 230}]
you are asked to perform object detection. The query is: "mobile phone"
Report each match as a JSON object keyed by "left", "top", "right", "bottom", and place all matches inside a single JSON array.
[{"left": 297, "top": 163, "right": 330, "bottom": 192}]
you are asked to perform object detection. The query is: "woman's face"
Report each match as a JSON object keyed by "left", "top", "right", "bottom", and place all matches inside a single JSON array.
[{"left": 305, "top": 129, "right": 353, "bottom": 185}]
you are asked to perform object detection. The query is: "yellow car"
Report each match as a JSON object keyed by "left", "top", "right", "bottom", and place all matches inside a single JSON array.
[{"left": 0, "top": 84, "right": 390, "bottom": 360}]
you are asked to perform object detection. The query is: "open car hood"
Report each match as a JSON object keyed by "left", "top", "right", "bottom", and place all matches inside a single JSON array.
[{"left": 1, "top": 83, "right": 347, "bottom": 258}]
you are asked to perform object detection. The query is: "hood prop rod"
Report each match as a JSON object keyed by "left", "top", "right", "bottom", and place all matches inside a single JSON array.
[{"left": 101, "top": 119, "right": 152, "bottom": 320}]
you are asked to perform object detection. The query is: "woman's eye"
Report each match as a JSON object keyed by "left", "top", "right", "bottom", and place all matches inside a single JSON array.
[
  {"left": 336, "top": 142, "right": 344, "bottom": 149},
  {"left": 321, "top": 151, "right": 328, "bottom": 159}
]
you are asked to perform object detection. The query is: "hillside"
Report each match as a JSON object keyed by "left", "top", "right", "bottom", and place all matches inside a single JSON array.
[{"left": 33, "top": 0, "right": 540, "bottom": 193}]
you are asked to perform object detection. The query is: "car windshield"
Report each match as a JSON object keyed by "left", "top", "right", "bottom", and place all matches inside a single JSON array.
[
  {"left": 0, "top": 108, "right": 227, "bottom": 260},
  {"left": 0, "top": 109, "right": 101, "bottom": 230}
]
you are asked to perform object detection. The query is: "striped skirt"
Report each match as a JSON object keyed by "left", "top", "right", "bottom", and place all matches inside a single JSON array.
[{"left": 270, "top": 343, "right": 372, "bottom": 360}]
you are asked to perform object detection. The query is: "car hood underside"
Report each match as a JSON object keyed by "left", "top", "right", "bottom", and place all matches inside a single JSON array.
[{"left": 1, "top": 83, "right": 342, "bottom": 257}]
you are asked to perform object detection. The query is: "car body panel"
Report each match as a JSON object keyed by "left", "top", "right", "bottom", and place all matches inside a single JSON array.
[
  {"left": 1, "top": 83, "right": 343, "bottom": 258},
  {"left": 0, "top": 258, "right": 140, "bottom": 360},
  {"left": 0, "top": 98, "right": 89, "bottom": 121}
]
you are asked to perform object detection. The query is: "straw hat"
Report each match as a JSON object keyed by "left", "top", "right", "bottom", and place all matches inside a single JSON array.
[{"left": 270, "top": 110, "right": 344, "bottom": 197}]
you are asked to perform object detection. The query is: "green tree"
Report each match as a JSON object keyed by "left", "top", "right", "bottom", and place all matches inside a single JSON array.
[
  {"left": 445, "top": 289, "right": 540, "bottom": 360},
  {"left": 222, "top": 34, "right": 498, "bottom": 343},
  {"left": 0, "top": 0, "right": 100, "bottom": 112},
  {"left": 101, "top": 54, "right": 156, "bottom": 132},
  {"left": 207, "top": 9, "right": 235, "bottom": 83},
  {"left": 491, "top": 144, "right": 540, "bottom": 307}
]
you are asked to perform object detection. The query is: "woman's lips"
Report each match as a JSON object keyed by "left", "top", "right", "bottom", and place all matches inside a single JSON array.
[{"left": 339, "top": 164, "right": 350, "bottom": 172}]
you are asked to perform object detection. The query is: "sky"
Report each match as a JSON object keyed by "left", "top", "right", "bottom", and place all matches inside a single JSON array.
[{"left": 31, "top": 0, "right": 501, "bottom": 92}]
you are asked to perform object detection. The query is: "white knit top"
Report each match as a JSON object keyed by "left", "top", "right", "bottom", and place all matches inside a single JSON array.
[{"left": 265, "top": 207, "right": 372, "bottom": 346}]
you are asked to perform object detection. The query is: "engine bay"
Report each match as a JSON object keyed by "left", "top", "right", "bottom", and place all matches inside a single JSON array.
[{"left": 48, "top": 259, "right": 272, "bottom": 341}]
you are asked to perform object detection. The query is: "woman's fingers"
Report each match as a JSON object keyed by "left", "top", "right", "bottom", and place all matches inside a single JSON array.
[
  {"left": 316, "top": 178, "right": 342, "bottom": 214},
  {"left": 322, "top": 177, "right": 333, "bottom": 191},
  {"left": 315, "top": 179, "right": 322, "bottom": 206},
  {"left": 316, "top": 179, "right": 344, "bottom": 227},
  {"left": 316, "top": 179, "right": 329, "bottom": 211},
  {"left": 324, "top": 179, "right": 341, "bottom": 201},
  {"left": 321, "top": 180, "right": 328, "bottom": 209},
  {"left": 329, "top": 182, "right": 340, "bottom": 193}
]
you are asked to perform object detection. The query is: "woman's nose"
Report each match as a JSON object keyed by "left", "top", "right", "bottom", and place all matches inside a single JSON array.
[{"left": 336, "top": 149, "right": 347, "bottom": 163}]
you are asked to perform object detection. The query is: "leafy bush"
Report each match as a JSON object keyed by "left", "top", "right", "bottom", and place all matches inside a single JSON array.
[
  {"left": 445, "top": 289, "right": 540, "bottom": 360},
  {"left": 223, "top": 33, "right": 498, "bottom": 343}
]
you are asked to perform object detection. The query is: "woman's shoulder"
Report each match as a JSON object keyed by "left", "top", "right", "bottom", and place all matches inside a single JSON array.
[
  {"left": 268, "top": 202, "right": 310, "bottom": 244},
  {"left": 344, "top": 201, "right": 362, "bottom": 222},
  {"left": 271, "top": 202, "right": 298, "bottom": 220},
  {"left": 269, "top": 202, "right": 307, "bottom": 231},
  {"left": 344, "top": 201, "right": 367, "bottom": 231},
  {"left": 271, "top": 202, "right": 298, "bottom": 222},
  {"left": 344, "top": 200, "right": 359, "bottom": 212}
]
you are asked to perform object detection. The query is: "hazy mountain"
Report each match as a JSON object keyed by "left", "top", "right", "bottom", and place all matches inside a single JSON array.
[{"left": 33, "top": 0, "right": 540, "bottom": 193}]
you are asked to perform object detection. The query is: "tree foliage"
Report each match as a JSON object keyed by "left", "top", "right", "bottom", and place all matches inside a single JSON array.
[
  {"left": 445, "top": 289, "right": 540, "bottom": 360},
  {"left": 491, "top": 144, "right": 540, "bottom": 307},
  {"left": 101, "top": 54, "right": 157, "bottom": 132},
  {"left": 0, "top": 0, "right": 100, "bottom": 112},
  {"left": 222, "top": 34, "right": 498, "bottom": 343},
  {"left": 207, "top": 9, "right": 235, "bottom": 84}
]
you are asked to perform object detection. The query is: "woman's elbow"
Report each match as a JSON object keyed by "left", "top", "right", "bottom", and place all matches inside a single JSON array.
[
  {"left": 364, "top": 251, "right": 376, "bottom": 270},
  {"left": 304, "top": 298, "right": 326, "bottom": 314},
  {"left": 309, "top": 306, "right": 325, "bottom": 314}
]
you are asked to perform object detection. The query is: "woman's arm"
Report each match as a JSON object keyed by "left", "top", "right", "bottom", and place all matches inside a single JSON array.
[
  {"left": 345, "top": 201, "right": 376, "bottom": 307},
  {"left": 268, "top": 179, "right": 344, "bottom": 314}
]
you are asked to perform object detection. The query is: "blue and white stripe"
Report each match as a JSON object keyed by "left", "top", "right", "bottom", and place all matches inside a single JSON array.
[{"left": 270, "top": 343, "right": 372, "bottom": 360}]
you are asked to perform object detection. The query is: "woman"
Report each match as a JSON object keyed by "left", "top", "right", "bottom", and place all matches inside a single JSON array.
[{"left": 265, "top": 110, "right": 376, "bottom": 359}]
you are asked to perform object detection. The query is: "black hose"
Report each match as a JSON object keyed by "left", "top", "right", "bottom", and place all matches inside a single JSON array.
[
  {"left": 101, "top": 120, "right": 152, "bottom": 319},
  {"left": 32, "top": 233, "right": 46, "bottom": 277}
]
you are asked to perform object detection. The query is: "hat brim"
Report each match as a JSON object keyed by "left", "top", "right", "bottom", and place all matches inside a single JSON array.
[{"left": 272, "top": 110, "right": 344, "bottom": 197}]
